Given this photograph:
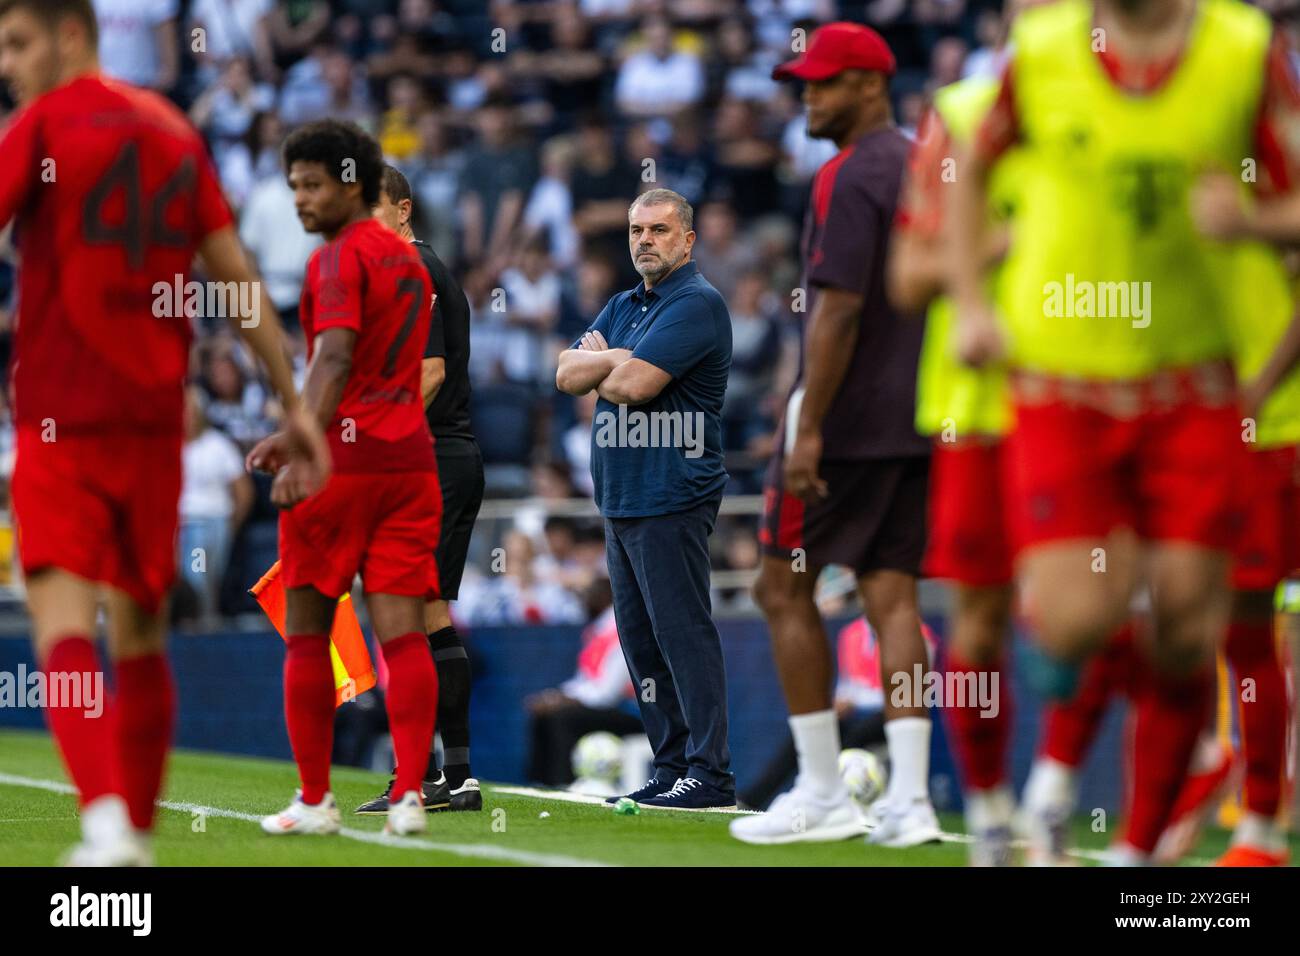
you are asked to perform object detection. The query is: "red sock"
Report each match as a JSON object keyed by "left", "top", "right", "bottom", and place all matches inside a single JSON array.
[
  {"left": 42, "top": 635, "right": 118, "bottom": 807},
  {"left": 1040, "top": 624, "right": 1136, "bottom": 766},
  {"left": 381, "top": 632, "right": 438, "bottom": 799},
  {"left": 1125, "top": 662, "right": 1212, "bottom": 854},
  {"left": 942, "top": 649, "right": 1011, "bottom": 790},
  {"left": 284, "top": 634, "right": 335, "bottom": 804},
  {"left": 113, "top": 653, "right": 175, "bottom": 831},
  {"left": 1225, "top": 619, "right": 1286, "bottom": 817}
]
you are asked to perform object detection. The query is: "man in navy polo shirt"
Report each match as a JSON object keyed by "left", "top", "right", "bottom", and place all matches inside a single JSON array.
[{"left": 556, "top": 187, "right": 735, "bottom": 810}]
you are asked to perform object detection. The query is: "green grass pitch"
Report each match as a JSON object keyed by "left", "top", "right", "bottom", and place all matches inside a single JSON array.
[{"left": 0, "top": 728, "right": 1293, "bottom": 867}]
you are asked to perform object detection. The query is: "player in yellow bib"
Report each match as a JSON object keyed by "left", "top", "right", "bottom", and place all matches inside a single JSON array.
[
  {"left": 890, "top": 0, "right": 1031, "bottom": 866},
  {"left": 947, "top": 0, "right": 1300, "bottom": 865},
  {"left": 1187, "top": 180, "right": 1300, "bottom": 865}
]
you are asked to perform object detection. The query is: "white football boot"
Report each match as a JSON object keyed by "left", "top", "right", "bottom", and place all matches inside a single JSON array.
[
  {"left": 384, "top": 790, "right": 426, "bottom": 836},
  {"left": 260, "top": 790, "right": 342, "bottom": 835},
  {"left": 63, "top": 795, "right": 154, "bottom": 866},
  {"left": 866, "top": 797, "right": 943, "bottom": 848},
  {"left": 1018, "top": 758, "right": 1078, "bottom": 866},
  {"left": 730, "top": 780, "right": 867, "bottom": 845},
  {"left": 965, "top": 787, "right": 1016, "bottom": 867}
]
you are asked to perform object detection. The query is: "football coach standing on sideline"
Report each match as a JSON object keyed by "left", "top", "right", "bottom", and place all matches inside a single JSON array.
[{"left": 556, "top": 188, "right": 735, "bottom": 810}]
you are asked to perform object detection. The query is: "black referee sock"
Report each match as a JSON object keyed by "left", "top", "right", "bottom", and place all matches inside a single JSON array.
[{"left": 428, "top": 626, "right": 472, "bottom": 790}]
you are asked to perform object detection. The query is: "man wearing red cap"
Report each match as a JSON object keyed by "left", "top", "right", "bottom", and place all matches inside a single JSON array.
[{"left": 733, "top": 22, "right": 938, "bottom": 848}]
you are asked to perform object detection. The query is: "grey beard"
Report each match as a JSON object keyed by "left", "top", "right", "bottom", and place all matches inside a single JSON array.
[{"left": 635, "top": 252, "right": 679, "bottom": 282}]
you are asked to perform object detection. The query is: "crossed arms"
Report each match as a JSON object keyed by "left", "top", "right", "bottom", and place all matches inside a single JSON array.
[{"left": 555, "top": 330, "right": 672, "bottom": 405}]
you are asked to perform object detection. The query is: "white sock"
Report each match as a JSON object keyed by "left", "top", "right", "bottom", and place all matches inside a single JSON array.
[
  {"left": 789, "top": 709, "right": 845, "bottom": 800},
  {"left": 1232, "top": 811, "right": 1285, "bottom": 852},
  {"left": 966, "top": 785, "right": 1015, "bottom": 833},
  {"left": 884, "top": 716, "right": 931, "bottom": 805},
  {"left": 1023, "top": 757, "right": 1077, "bottom": 814}
]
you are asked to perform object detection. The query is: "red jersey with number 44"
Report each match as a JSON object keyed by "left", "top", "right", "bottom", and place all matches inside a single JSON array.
[
  {"left": 0, "top": 74, "right": 234, "bottom": 435},
  {"left": 300, "top": 218, "right": 436, "bottom": 473}
]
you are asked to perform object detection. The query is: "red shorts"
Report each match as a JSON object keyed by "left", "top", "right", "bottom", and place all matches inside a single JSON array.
[
  {"left": 1231, "top": 445, "right": 1300, "bottom": 591},
  {"left": 1005, "top": 370, "right": 1240, "bottom": 553},
  {"left": 279, "top": 470, "right": 442, "bottom": 600},
  {"left": 922, "top": 438, "right": 1013, "bottom": 587},
  {"left": 11, "top": 428, "right": 182, "bottom": 614}
]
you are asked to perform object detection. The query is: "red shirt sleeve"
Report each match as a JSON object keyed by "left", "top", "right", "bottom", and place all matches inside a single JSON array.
[
  {"left": 0, "top": 104, "right": 42, "bottom": 230},
  {"left": 972, "top": 60, "right": 1020, "bottom": 165},
  {"left": 312, "top": 240, "right": 364, "bottom": 333},
  {"left": 190, "top": 145, "right": 234, "bottom": 241},
  {"left": 895, "top": 107, "right": 954, "bottom": 240},
  {"left": 1252, "top": 29, "right": 1300, "bottom": 196}
]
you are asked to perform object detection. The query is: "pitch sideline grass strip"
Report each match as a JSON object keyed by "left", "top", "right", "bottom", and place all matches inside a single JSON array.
[
  {"left": 0, "top": 771, "right": 613, "bottom": 868},
  {"left": 0, "top": 771, "right": 1173, "bottom": 866}
]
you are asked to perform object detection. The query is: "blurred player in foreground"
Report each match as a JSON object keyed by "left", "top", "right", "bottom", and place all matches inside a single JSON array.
[
  {"left": 355, "top": 165, "right": 483, "bottom": 815},
  {"left": 251, "top": 121, "right": 440, "bottom": 838},
  {"left": 0, "top": 0, "right": 326, "bottom": 865},
  {"left": 1020, "top": 171, "right": 1300, "bottom": 867},
  {"left": 949, "top": 0, "right": 1300, "bottom": 865},
  {"left": 889, "top": 0, "right": 1044, "bottom": 865},
  {"left": 733, "top": 23, "right": 936, "bottom": 847}
]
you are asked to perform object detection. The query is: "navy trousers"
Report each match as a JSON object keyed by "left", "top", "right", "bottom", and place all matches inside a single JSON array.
[{"left": 603, "top": 494, "right": 733, "bottom": 794}]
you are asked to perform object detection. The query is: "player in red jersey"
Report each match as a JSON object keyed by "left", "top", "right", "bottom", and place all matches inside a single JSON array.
[
  {"left": 0, "top": 0, "right": 327, "bottom": 865},
  {"left": 248, "top": 120, "right": 443, "bottom": 838}
]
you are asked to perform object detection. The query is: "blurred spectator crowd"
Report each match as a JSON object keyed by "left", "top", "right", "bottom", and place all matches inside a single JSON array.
[{"left": 0, "top": 0, "right": 1027, "bottom": 625}]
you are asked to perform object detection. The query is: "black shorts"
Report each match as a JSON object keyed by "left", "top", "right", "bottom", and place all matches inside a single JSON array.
[
  {"left": 433, "top": 437, "right": 485, "bottom": 601},
  {"left": 759, "top": 454, "right": 930, "bottom": 577}
]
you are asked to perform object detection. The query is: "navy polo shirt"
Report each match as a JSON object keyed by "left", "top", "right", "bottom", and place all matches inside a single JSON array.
[{"left": 578, "top": 260, "right": 732, "bottom": 518}]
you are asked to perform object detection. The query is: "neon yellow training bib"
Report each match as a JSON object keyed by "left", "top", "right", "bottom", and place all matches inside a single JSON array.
[
  {"left": 914, "top": 76, "right": 1018, "bottom": 439},
  {"left": 1227, "top": 242, "right": 1300, "bottom": 448},
  {"left": 1002, "top": 0, "right": 1270, "bottom": 379}
]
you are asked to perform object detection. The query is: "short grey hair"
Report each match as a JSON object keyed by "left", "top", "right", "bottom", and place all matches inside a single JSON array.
[{"left": 628, "top": 188, "right": 694, "bottom": 232}]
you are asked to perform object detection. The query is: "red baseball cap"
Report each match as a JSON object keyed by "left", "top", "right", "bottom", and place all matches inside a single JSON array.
[{"left": 772, "top": 21, "right": 896, "bottom": 82}]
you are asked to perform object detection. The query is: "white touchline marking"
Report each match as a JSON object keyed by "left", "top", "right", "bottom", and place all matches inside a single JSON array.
[
  {"left": 0, "top": 772, "right": 612, "bottom": 868},
  {"left": 0, "top": 771, "right": 1216, "bottom": 866}
]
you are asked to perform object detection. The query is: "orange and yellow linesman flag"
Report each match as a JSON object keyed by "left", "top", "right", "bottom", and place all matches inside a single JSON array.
[{"left": 250, "top": 561, "right": 376, "bottom": 707}]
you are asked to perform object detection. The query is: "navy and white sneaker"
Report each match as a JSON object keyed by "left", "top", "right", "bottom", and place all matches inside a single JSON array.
[
  {"left": 637, "top": 777, "right": 737, "bottom": 812},
  {"left": 604, "top": 778, "right": 676, "bottom": 805}
]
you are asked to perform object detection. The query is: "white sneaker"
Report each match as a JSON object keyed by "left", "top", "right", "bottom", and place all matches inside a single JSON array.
[
  {"left": 384, "top": 790, "right": 426, "bottom": 836},
  {"left": 261, "top": 791, "right": 342, "bottom": 835},
  {"left": 861, "top": 796, "right": 887, "bottom": 832},
  {"left": 866, "top": 797, "right": 942, "bottom": 848},
  {"left": 730, "top": 782, "right": 867, "bottom": 845}
]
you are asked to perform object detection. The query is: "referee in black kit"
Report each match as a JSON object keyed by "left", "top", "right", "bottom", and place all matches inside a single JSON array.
[{"left": 357, "top": 165, "right": 485, "bottom": 814}]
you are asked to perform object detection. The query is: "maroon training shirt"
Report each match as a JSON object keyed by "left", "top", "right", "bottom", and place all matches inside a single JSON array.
[{"left": 790, "top": 125, "right": 928, "bottom": 461}]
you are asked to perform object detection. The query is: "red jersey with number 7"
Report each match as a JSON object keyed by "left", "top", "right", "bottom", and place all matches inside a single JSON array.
[
  {"left": 299, "top": 217, "right": 436, "bottom": 473},
  {"left": 0, "top": 74, "right": 234, "bottom": 435}
]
